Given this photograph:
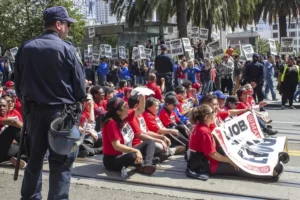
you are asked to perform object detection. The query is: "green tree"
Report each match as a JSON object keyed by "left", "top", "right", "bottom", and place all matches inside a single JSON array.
[
  {"left": 0, "top": 0, "right": 85, "bottom": 53},
  {"left": 255, "top": 0, "right": 300, "bottom": 41}
]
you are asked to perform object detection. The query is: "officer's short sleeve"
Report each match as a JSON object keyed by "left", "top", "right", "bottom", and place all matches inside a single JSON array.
[{"left": 67, "top": 47, "right": 86, "bottom": 101}]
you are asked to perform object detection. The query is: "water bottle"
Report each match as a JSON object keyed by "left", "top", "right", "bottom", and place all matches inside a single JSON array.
[{"left": 121, "top": 166, "right": 128, "bottom": 178}]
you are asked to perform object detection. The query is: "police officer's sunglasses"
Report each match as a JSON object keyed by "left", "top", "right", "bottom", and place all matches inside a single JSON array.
[{"left": 60, "top": 21, "right": 71, "bottom": 28}]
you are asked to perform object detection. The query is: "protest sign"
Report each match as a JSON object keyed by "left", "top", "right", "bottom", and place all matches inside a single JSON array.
[
  {"left": 207, "top": 40, "right": 224, "bottom": 58},
  {"left": 269, "top": 39, "right": 277, "bottom": 55},
  {"left": 132, "top": 47, "right": 140, "bottom": 60},
  {"left": 242, "top": 44, "right": 254, "bottom": 61},
  {"left": 188, "top": 27, "right": 199, "bottom": 38},
  {"left": 111, "top": 48, "right": 118, "bottom": 59},
  {"left": 199, "top": 28, "right": 209, "bottom": 41},
  {"left": 138, "top": 45, "right": 146, "bottom": 59},
  {"left": 100, "top": 44, "right": 105, "bottom": 57},
  {"left": 204, "top": 49, "right": 211, "bottom": 60},
  {"left": 104, "top": 45, "right": 112, "bottom": 58},
  {"left": 157, "top": 45, "right": 161, "bottom": 56},
  {"left": 118, "top": 46, "right": 126, "bottom": 59},
  {"left": 92, "top": 53, "right": 100, "bottom": 65},
  {"left": 182, "top": 38, "right": 192, "bottom": 52},
  {"left": 87, "top": 45, "right": 93, "bottom": 57},
  {"left": 189, "top": 48, "right": 195, "bottom": 61},
  {"left": 84, "top": 50, "right": 89, "bottom": 62},
  {"left": 280, "top": 37, "right": 294, "bottom": 55},
  {"left": 165, "top": 40, "right": 172, "bottom": 55},
  {"left": 126, "top": 49, "right": 129, "bottom": 59},
  {"left": 144, "top": 48, "right": 152, "bottom": 60},
  {"left": 88, "top": 27, "right": 95, "bottom": 38},
  {"left": 213, "top": 112, "right": 287, "bottom": 176},
  {"left": 10, "top": 47, "right": 18, "bottom": 61},
  {"left": 170, "top": 39, "right": 184, "bottom": 56}
]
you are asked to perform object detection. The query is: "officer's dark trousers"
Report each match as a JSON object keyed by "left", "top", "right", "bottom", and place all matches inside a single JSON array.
[
  {"left": 21, "top": 106, "right": 78, "bottom": 200},
  {"left": 253, "top": 83, "right": 265, "bottom": 103},
  {"left": 281, "top": 83, "right": 298, "bottom": 106},
  {"left": 221, "top": 77, "right": 233, "bottom": 95},
  {"left": 0, "top": 126, "right": 21, "bottom": 163}
]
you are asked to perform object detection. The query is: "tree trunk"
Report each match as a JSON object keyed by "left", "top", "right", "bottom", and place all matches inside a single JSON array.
[
  {"left": 279, "top": 14, "right": 287, "bottom": 42},
  {"left": 176, "top": 0, "right": 187, "bottom": 38}
]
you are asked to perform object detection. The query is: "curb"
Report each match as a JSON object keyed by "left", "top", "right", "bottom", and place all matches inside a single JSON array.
[{"left": 265, "top": 104, "right": 300, "bottom": 109}]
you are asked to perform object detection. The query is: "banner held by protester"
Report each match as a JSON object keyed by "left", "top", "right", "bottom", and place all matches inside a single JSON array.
[
  {"left": 188, "top": 27, "right": 200, "bottom": 38},
  {"left": 269, "top": 39, "right": 277, "bottom": 55},
  {"left": 132, "top": 47, "right": 140, "bottom": 60},
  {"left": 207, "top": 40, "right": 223, "bottom": 58},
  {"left": 280, "top": 37, "right": 294, "bottom": 55},
  {"left": 111, "top": 48, "right": 118, "bottom": 59},
  {"left": 118, "top": 46, "right": 126, "bottom": 59},
  {"left": 199, "top": 28, "right": 209, "bottom": 41},
  {"left": 182, "top": 38, "right": 192, "bottom": 52},
  {"left": 170, "top": 39, "right": 184, "bottom": 56},
  {"left": 144, "top": 48, "right": 152, "bottom": 60},
  {"left": 138, "top": 45, "right": 146, "bottom": 59},
  {"left": 104, "top": 45, "right": 112, "bottom": 58},
  {"left": 242, "top": 44, "right": 254, "bottom": 61}
]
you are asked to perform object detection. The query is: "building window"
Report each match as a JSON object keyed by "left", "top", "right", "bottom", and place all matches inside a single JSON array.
[
  {"left": 273, "top": 32, "right": 278, "bottom": 38},
  {"left": 290, "top": 32, "right": 296, "bottom": 37},
  {"left": 289, "top": 23, "right": 296, "bottom": 29},
  {"left": 273, "top": 24, "right": 278, "bottom": 30},
  {"left": 295, "top": 40, "right": 297, "bottom": 45}
]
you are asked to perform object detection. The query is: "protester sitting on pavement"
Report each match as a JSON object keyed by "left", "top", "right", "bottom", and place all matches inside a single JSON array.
[
  {"left": 127, "top": 95, "right": 172, "bottom": 162},
  {"left": 187, "top": 104, "right": 283, "bottom": 180},
  {"left": 117, "top": 80, "right": 127, "bottom": 95},
  {"left": 175, "top": 86, "right": 193, "bottom": 116},
  {"left": 103, "top": 86, "right": 115, "bottom": 101},
  {"left": 91, "top": 85, "right": 107, "bottom": 111},
  {"left": 145, "top": 73, "right": 164, "bottom": 102},
  {"left": 159, "top": 95, "right": 190, "bottom": 147},
  {"left": 0, "top": 98, "right": 26, "bottom": 169},
  {"left": 2, "top": 94, "right": 22, "bottom": 121},
  {"left": 5, "top": 89, "right": 22, "bottom": 115},
  {"left": 236, "top": 87, "right": 278, "bottom": 136},
  {"left": 5, "top": 81, "right": 14, "bottom": 90},
  {"left": 278, "top": 56, "right": 300, "bottom": 109},
  {"left": 212, "top": 90, "right": 227, "bottom": 109},
  {"left": 123, "top": 87, "right": 133, "bottom": 103},
  {"left": 102, "top": 96, "right": 157, "bottom": 175},
  {"left": 143, "top": 97, "right": 186, "bottom": 154},
  {"left": 192, "top": 82, "right": 204, "bottom": 104}
]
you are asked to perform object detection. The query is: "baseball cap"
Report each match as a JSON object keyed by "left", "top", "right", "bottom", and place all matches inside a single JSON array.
[
  {"left": 43, "top": 6, "right": 77, "bottom": 23},
  {"left": 192, "top": 82, "right": 201, "bottom": 89},
  {"left": 212, "top": 90, "right": 227, "bottom": 99},
  {"left": 161, "top": 44, "right": 167, "bottom": 50},
  {"left": 165, "top": 95, "right": 179, "bottom": 106},
  {"left": 252, "top": 53, "right": 259, "bottom": 59},
  {"left": 5, "top": 81, "right": 14, "bottom": 88},
  {"left": 5, "top": 89, "right": 16, "bottom": 97}
]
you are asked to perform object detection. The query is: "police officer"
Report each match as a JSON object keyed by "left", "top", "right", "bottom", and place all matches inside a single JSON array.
[
  {"left": 14, "top": 6, "right": 86, "bottom": 200},
  {"left": 154, "top": 44, "right": 175, "bottom": 93},
  {"left": 243, "top": 53, "right": 265, "bottom": 104}
]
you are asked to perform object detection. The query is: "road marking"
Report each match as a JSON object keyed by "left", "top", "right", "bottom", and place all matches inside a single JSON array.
[
  {"left": 273, "top": 121, "right": 300, "bottom": 125},
  {"left": 288, "top": 150, "right": 300, "bottom": 157}
]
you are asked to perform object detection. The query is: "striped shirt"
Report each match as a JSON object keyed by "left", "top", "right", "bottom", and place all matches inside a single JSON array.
[{"left": 220, "top": 61, "right": 234, "bottom": 78}]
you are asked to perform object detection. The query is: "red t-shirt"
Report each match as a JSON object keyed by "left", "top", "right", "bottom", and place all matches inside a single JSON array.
[
  {"left": 8, "top": 109, "right": 23, "bottom": 122},
  {"left": 80, "top": 110, "right": 89, "bottom": 126},
  {"left": 15, "top": 98, "right": 22, "bottom": 115},
  {"left": 118, "top": 88, "right": 124, "bottom": 94},
  {"left": 189, "top": 123, "right": 219, "bottom": 174},
  {"left": 0, "top": 114, "right": 8, "bottom": 132},
  {"left": 145, "top": 82, "right": 163, "bottom": 101},
  {"left": 102, "top": 119, "right": 124, "bottom": 156},
  {"left": 247, "top": 96, "right": 256, "bottom": 109},
  {"left": 159, "top": 107, "right": 180, "bottom": 127},
  {"left": 94, "top": 100, "right": 107, "bottom": 111},
  {"left": 236, "top": 102, "right": 248, "bottom": 110},
  {"left": 128, "top": 109, "right": 146, "bottom": 147},
  {"left": 143, "top": 111, "right": 164, "bottom": 133},
  {"left": 176, "top": 97, "right": 185, "bottom": 114}
]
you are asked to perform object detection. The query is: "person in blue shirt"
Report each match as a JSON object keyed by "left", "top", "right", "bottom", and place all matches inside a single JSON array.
[
  {"left": 264, "top": 55, "right": 277, "bottom": 100},
  {"left": 119, "top": 60, "right": 131, "bottom": 85},
  {"left": 96, "top": 57, "right": 109, "bottom": 85},
  {"left": 182, "top": 60, "right": 201, "bottom": 84}
]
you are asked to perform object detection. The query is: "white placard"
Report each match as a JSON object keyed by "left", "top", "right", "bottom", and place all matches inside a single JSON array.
[
  {"left": 199, "top": 28, "right": 209, "bottom": 41},
  {"left": 87, "top": 45, "right": 93, "bottom": 58},
  {"left": 242, "top": 44, "right": 255, "bottom": 61},
  {"left": 189, "top": 48, "right": 195, "bottom": 61},
  {"left": 121, "top": 123, "right": 134, "bottom": 147},
  {"left": 132, "top": 47, "right": 140, "bottom": 60},
  {"left": 144, "top": 48, "right": 152, "bottom": 60},
  {"left": 88, "top": 27, "right": 95, "bottom": 38},
  {"left": 188, "top": 27, "right": 199, "bottom": 38},
  {"left": 170, "top": 39, "right": 184, "bottom": 56},
  {"left": 100, "top": 44, "right": 105, "bottom": 57},
  {"left": 92, "top": 53, "right": 100, "bottom": 65},
  {"left": 207, "top": 40, "right": 224, "bottom": 58},
  {"left": 280, "top": 37, "right": 294, "bottom": 55},
  {"left": 104, "top": 45, "right": 112, "bottom": 58},
  {"left": 165, "top": 40, "right": 172, "bottom": 55},
  {"left": 118, "top": 46, "right": 126, "bottom": 59},
  {"left": 269, "top": 39, "right": 277, "bottom": 55},
  {"left": 182, "top": 38, "right": 192, "bottom": 52},
  {"left": 111, "top": 48, "right": 118, "bottom": 59},
  {"left": 138, "top": 45, "right": 146, "bottom": 59}
]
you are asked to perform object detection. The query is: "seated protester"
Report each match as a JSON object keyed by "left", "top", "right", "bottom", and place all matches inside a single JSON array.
[
  {"left": 192, "top": 82, "right": 204, "bottom": 105},
  {"left": 145, "top": 73, "right": 164, "bottom": 102},
  {"left": 103, "top": 86, "right": 115, "bottom": 101},
  {"left": 6, "top": 89, "right": 22, "bottom": 115},
  {"left": 91, "top": 85, "right": 107, "bottom": 111},
  {"left": 78, "top": 94, "right": 102, "bottom": 158},
  {"left": 117, "top": 80, "right": 127, "bottom": 95},
  {"left": 127, "top": 95, "right": 172, "bottom": 161},
  {"left": 182, "top": 80, "right": 197, "bottom": 101},
  {"left": 143, "top": 97, "right": 185, "bottom": 154},
  {"left": 2, "top": 94, "right": 22, "bottom": 123},
  {"left": 187, "top": 104, "right": 283, "bottom": 180},
  {"left": 212, "top": 90, "right": 227, "bottom": 110},
  {"left": 5, "top": 81, "right": 14, "bottom": 90},
  {"left": 123, "top": 87, "right": 133, "bottom": 103},
  {"left": 224, "top": 96, "right": 239, "bottom": 111},
  {"left": 0, "top": 98, "right": 26, "bottom": 169},
  {"left": 175, "top": 86, "right": 197, "bottom": 116},
  {"left": 182, "top": 60, "right": 201, "bottom": 84},
  {"left": 159, "top": 95, "right": 191, "bottom": 147},
  {"left": 236, "top": 87, "right": 278, "bottom": 136},
  {"left": 102, "top": 96, "right": 157, "bottom": 175}
]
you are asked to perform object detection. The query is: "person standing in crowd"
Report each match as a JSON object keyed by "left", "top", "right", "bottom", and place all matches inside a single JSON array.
[
  {"left": 278, "top": 57, "right": 300, "bottom": 109},
  {"left": 243, "top": 53, "right": 265, "bottom": 104},
  {"left": 14, "top": 6, "right": 86, "bottom": 199},
  {"left": 197, "top": 41, "right": 204, "bottom": 60},
  {"left": 146, "top": 40, "right": 153, "bottom": 50},
  {"left": 96, "top": 57, "right": 109, "bottom": 86},
  {"left": 264, "top": 55, "right": 277, "bottom": 101},
  {"left": 155, "top": 44, "right": 174, "bottom": 92},
  {"left": 275, "top": 55, "right": 284, "bottom": 78},
  {"left": 182, "top": 60, "right": 201, "bottom": 84},
  {"left": 233, "top": 55, "right": 243, "bottom": 95},
  {"left": 220, "top": 54, "right": 234, "bottom": 95},
  {"left": 225, "top": 46, "right": 235, "bottom": 57},
  {"left": 119, "top": 60, "right": 131, "bottom": 86},
  {"left": 201, "top": 59, "right": 213, "bottom": 94}
]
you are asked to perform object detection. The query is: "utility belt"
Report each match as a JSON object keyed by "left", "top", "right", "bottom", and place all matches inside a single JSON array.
[{"left": 25, "top": 100, "right": 66, "bottom": 109}]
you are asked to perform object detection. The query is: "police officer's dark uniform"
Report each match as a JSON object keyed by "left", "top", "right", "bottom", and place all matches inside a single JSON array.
[
  {"left": 14, "top": 6, "right": 86, "bottom": 200},
  {"left": 154, "top": 44, "right": 175, "bottom": 93},
  {"left": 243, "top": 53, "right": 265, "bottom": 103}
]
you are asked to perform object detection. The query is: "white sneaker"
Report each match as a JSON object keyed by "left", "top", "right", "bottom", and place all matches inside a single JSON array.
[{"left": 10, "top": 157, "right": 27, "bottom": 169}]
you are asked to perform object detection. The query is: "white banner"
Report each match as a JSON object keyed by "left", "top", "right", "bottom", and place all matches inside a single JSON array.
[
  {"left": 199, "top": 28, "right": 209, "bottom": 41},
  {"left": 269, "top": 39, "right": 277, "bottom": 55},
  {"left": 111, "top": 48, "right": 118, "bottom": 59},
  {"left": 182, "top": 38, "right": 192, "bottom": 52},
  {"left": 165, "top": 40, "right": 172, "bottom": 55},
  {"left": 242, "top": 44, "right": 254, "bottom": 61},
  {"left": 213, "top": 112, "right": 287, "bottom": 176},
  {"left": 280, "top": 37, "right": 294, "bottom": 55},
  {"left": 170, "top": 39, "right": 184, "bottom": 56},
  {"left": 88, "top": 27, "right": 95, "bottom": 38},
  {"left": 144, "top": 48, "right": 152, "bottom": 60},
  {"left": 100, "top": 44, "right": 105, "bottom": 57},
  {"left": 132, "top": 47, "right": 140, "bottom": 60},
  {"left": 104, "top": 45, "right": 112, "bottom": 58},
  {"left": 138, "top": 45, "right": 146, "bottom": 59},
  {"left": 188, "top": 27, "right": 199, "bottom": 38},
  {"left": 207, "top": 40, "right": 223, "bottom": 58},
  {"left": 189, "top": 48, "right": 195, "bottom": 61},
  {"left": 118, "top": 46, "right": 126, "bottom": 59},
  {"left": 92, "top": 53, "right": 100, "bottom": 65}
]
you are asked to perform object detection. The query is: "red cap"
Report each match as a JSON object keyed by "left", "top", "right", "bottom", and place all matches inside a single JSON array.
[
  {"left": 5, "top": 81, "right": 14, "bottom": 88},
  {"left": 224, "top": 54, "right": 230, "bottom": 58},
  {"left": 192, "top": 82, "right": 201, "bottom": 89}
]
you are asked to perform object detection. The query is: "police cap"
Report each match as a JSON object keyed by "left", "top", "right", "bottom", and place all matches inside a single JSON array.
[{"left": 43, "top": 6, "right": 77, "bottom": 23}]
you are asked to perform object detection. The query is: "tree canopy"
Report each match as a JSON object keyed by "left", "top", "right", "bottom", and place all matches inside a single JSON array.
[{"left": 0, "top": 0, "right": 85, "bottom": 53}]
